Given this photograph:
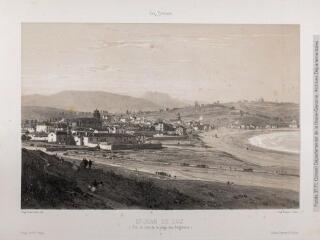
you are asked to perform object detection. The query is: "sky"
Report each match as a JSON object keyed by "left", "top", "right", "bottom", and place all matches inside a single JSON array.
[{"left": 22, "top": 23, "right": 300, "bottom": 103}]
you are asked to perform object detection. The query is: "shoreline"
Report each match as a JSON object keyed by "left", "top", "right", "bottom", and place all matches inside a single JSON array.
[
  {"left": 200, "top": 128, "right": 300, "bottom": 169},
  {"left": 248, "top": 131, "right": 300, "bottom": 154}
]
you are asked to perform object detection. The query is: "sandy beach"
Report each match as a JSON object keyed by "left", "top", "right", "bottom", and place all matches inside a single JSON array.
[
  {"left": 200, "top": 128, "right": 299, "bottom": 191},
  {"left": 201, "top": 128, "right": 299, "bottom": 171}
]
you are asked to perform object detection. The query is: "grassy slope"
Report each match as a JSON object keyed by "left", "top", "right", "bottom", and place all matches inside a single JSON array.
[
  {"left": 21, "top": 149, "right": 298, "bottom": 209},
  {"left": 21, "top": 149, "right": 201, "bottom": 209},
  {"left": 21, "top": 148, "right": 112, "bottom": 209}
]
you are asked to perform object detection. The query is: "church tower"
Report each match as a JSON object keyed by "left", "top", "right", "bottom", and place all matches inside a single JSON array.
[{"left": 93, "top": 109, "right": 101, "bottom": 119}]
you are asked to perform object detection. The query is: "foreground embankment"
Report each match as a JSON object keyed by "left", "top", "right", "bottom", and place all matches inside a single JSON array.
[{"left": 21, "top": 148, "right": 299, "bottom": 209}]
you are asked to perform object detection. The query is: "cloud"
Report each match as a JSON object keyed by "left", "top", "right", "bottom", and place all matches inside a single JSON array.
[
  {"left": 97, "top": 40, "right": 155, "bottom": 48},
  {"left": 87, "top": 65, "right": 120, "bottom": 73}
]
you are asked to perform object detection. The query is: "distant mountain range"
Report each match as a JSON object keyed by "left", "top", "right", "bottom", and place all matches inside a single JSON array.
[
  {"left": 141, "top": 91, "right": 188, "bottom": 109},
  {"left": 21, "top": 90, "right": 190, "bottom": 120},
  {"left": 22, "top": 90, "right": 164, "bottom": 113}
]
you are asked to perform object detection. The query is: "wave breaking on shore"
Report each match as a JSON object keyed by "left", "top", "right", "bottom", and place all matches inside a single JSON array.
[{"left": 249, "top": 131, "right": 300, "bottom": 154}]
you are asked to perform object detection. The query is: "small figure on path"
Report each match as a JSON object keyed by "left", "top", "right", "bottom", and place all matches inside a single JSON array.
[
  {"left": 80, "top": 158, "right": 89, "bottom": 169},
  {"left": 88, "top": 160, "right": 93, "bottom": 169},
  {"left": 98, "top": 181, "right": 104, "bottom": 187},
  {"left": 92, "top": 179, "right": 98, "bottom": 187}
]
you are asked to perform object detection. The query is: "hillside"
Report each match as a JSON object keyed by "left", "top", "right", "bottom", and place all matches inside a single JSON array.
[
  {"left": 22, "top": 91, "right": 160, "bottom": 113},
  {"left": 141, "top": 91, "right": 188, "bottom": 109},
  {"left": 21, "top": 148, "right": 298, "bottom": 209},
  {"left": 21, "top": 92, "right": 299, "bottom": 127},
  {"left": 140, "top": 101, "right": 299, "bottom": 127},
  {"left": 21, "top": 149, "right": 203, "bottom": 209},
  {"left": 21, "top": 106, "right": 86, "bottom": 121}
]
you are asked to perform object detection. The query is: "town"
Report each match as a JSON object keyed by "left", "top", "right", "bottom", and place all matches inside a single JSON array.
[
  {"left": 21, "top": 105, "right": 215, "bottom": 150},
  {"left": 21, "top": 100, "right": 299, "bottom": 152}
]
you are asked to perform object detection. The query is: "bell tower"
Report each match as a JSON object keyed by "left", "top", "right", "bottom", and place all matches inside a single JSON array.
[{"left": 93, "top": 109, "right": 101, "bottom": 119}]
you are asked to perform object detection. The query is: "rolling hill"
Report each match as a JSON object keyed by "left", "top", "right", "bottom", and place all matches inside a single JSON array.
[
  {"left": 22, "top": 91, "right": 160, "bottom": 113},
  {"left": 140, "top": 101, "right": 299, "bottom": 127},
  {"left": 21, "top": 106, "right": 87, "bottom": 121}
]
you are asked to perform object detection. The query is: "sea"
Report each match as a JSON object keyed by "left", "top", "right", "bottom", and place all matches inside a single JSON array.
[{"left": 248, "top": 131, "right": 300, "bottom": 154}]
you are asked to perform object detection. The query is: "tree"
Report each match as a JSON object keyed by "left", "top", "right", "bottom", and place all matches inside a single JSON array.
[{"left": 177, "top": 112, "right": 181, "bottom": 121}]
